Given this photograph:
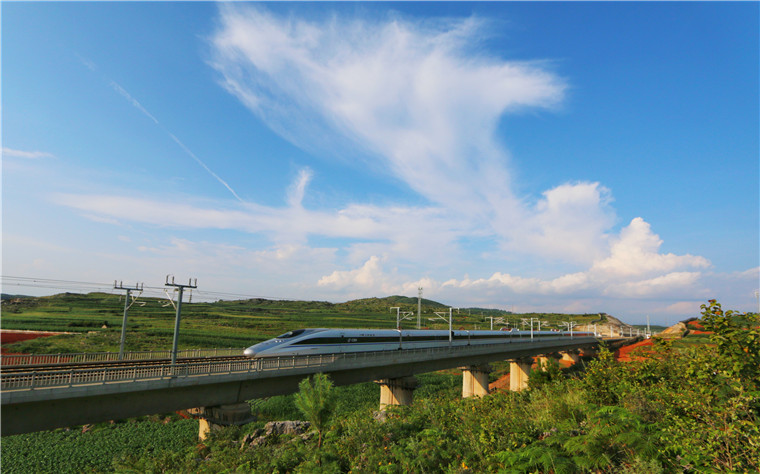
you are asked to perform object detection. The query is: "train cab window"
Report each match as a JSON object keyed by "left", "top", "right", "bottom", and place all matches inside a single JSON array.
[{"left": 276, "top": 329, "right": 306, "bottom": 339}]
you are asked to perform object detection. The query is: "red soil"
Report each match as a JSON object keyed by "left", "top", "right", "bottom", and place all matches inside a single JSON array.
[
  {"left": 615, "top": 339, "right": 655, "bottom": 362},
  {"left": 489, "top": 374, "right": 510, "bottom": 391},
  {"left": 1, "top": 330, "right": 57, "bottom": 356},
  {"left": 686, "top": 320, "right": 713, "bottom": 335},
  {"left": 687, "top": 320, "right": 705, "bottom": 330}
]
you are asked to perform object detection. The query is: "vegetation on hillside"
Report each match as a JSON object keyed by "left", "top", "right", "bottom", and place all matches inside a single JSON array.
[
  {"left": 2, "top": 292, "right": 615, "bottom": 355},
  {"left": 3, "top": 300, "right": 757, "bottom": 473}
]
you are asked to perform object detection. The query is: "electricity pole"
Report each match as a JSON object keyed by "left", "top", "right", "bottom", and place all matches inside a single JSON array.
[
  {"left": 529, "top": 317, "right": 539, "bottom": 340},
  {"left": 417, "top": 287, "right": 423, "bottom": 329},
  {"left": 431, "top": 307, "right": 454, "bottom": 344},
  {"left": 165, "top": 276, "right": 197, "bottom": 366},
  {"left": 113, "top": 281, "right": 143, "bottom": 360},
  {"left": 390, "top": 307, "right": 414, "bottom": 330},
  {"left": 561, "top": 320, "right": 578, "bottom": 338}
]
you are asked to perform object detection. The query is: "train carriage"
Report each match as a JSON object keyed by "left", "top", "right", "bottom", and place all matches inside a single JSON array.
[{"left": 244, "top": 328, "right": 594, "bottom": 357}]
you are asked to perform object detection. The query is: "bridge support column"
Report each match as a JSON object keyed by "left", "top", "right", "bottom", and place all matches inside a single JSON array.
[
  {"left": 188, "top": 403, "right": 255, "bottom": 441},
  {"left": 536, "top": 355, "right": 559, "bottom": 371},
  {"left": 509, "top": 358, "right": 532, "bottom": 391},
  {"left": 461, "top": 364, "right": 491, "bottom": 398},
  {"left": 375, "top": 376, "right": 417, "bottom": 409},
  {"left": 561, "top": 350, "right": 581, "bottom": 365},
  {"left": 580, "top": 347, "right": 598, "bottom": 357}
]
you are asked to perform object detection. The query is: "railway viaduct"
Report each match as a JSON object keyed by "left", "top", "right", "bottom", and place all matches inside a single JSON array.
[{"left": 1, "top": 336, "right": 627, "bottom": 438}]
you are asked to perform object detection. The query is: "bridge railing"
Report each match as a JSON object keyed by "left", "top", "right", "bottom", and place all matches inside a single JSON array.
[
  {"left": 0, "top": 348, "right": 245, "bottom": 366},
  {"left": 1, "top": 336, "right": 598, "bottom": 392}
]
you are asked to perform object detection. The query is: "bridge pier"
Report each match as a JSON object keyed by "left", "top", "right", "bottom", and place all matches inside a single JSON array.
[
  {"left": 509, "top": 358, "right": 532, "bottom": 391},
  {"left": 375, "top": 376, "right": 417, "bottom": 409},
  {"left": 560, "top": 350, "right": 581, "bottom": 365},
  {"left": 535, "top": 354, "right": 560, "bottom": 371},
  {"left": 461, "top": 364, "right": 490, "bottom": 398},
  {"left": 580, "top": 347, "right": 598, "bottom": 357},
  {"left": 187, "top": 403, "right": 255, "bottom": 440}
]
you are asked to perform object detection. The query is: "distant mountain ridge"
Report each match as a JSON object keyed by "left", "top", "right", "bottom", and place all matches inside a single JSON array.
[
  {"left": 2, "top": 291, "right": 631, "bottom": 328},
  {"left": 338, "top": 295, "right": 445, "bottom": 312},
  {"left": 1, "top": 293, "right": 33, "bottom": 300}
]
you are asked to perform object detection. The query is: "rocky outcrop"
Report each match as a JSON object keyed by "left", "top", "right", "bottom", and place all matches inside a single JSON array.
[
  {"left": 577, "top": 313, "right": 635, "bottom": 337},
  {"left": 241, "top": 421, "right": 312, "bottom": 448},
  {"left": 660, "top": 322, "right": 688, "bottom": 338}
]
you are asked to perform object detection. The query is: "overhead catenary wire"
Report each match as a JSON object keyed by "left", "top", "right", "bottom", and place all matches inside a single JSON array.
[{"left": 0, "top": 275, "right": 308, "bottom": 303}]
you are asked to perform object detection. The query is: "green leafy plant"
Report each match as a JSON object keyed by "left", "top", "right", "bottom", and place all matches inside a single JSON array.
[
  {"left": 293, "top": 373, "right": 337, "bottom": 448},
  {"left": 699, "top": 299, "right": 760, "bottom": 387}
]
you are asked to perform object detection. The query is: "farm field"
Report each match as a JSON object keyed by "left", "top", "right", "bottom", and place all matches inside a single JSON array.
[{"left": 1, "top": 292, "right": 612, "bottom": 355}]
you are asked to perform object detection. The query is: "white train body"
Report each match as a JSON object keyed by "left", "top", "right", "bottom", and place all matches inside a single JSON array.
[{"left": 243, "top": 328, "right": 594, "bottom": 358}]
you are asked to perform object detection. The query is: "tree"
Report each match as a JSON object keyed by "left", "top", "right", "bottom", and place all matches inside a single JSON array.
[
  {"left": 700, "top": 299, "right": 760, "bottom": 388},
  {"left": 293, "top": 373, "right": 336, "bottom": 448}
]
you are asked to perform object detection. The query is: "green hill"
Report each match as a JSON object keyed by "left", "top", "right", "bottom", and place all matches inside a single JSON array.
[{"left": 1, "top": 291, "right": 625, "bottom": 354}]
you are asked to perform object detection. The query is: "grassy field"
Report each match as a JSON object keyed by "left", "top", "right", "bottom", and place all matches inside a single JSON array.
[{"left": 1, "top": 292, "right": 612, "bottom": 354}]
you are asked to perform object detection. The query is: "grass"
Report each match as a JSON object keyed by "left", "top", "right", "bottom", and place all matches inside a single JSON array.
[{"left": 2, "top": 292, "right": 613, "bottom": 354}]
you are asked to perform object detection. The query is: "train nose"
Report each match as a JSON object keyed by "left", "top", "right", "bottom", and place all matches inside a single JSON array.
[{"left": 243, "top": 346, "right": 257, "bottom": 357}]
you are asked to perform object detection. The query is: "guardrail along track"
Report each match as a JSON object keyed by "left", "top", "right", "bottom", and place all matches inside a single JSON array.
[
  {"left": 1, "top": 348, "right": 245, "bottom": 367},
  {"left": 0, "top": 355, "right": 250, "bottom": 375},
  {"left": 1, "top": 353, "right": 341, "bottom": 392},
  {"left": 1, "top": 336, "right": 602, "bottom": 392}
]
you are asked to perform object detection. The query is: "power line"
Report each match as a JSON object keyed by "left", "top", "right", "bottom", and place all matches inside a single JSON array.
[{"left": 0, "top": 275, "right": 309, "bottom": 303}]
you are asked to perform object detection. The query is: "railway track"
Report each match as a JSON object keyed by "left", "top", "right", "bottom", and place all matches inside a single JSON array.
[{"left": 0, "top": 355, "right": 249, "bottom": 374}]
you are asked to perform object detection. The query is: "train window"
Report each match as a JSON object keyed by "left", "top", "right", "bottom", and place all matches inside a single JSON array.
[{"left": 276, "top": 329, "right": 306, "bottom": 339}]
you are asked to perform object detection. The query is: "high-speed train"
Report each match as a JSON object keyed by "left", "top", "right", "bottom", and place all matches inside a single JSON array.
[{"left": 243, "top": 328, "right": 595, "bottom": 358}]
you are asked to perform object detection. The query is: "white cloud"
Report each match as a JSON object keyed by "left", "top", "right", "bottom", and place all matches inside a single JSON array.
[
  {"left": 3, "top": 147, "right": 55, "bottom": 159},
  {"left": 506, "top": 182, "right": 615, "bottom": 264},
  {"left": 286, "top": 168, "right": 313, "bottom": 208},
  {"left": 721, "top": 267, "right": 759, "bottom": 281},
  {"left": 210, "top": 5, "right": 564, "bottom": 239},
  {"left": 604, "top": 272, "right": 704, "bottom": 298},
  {"left": 318, "top": 256, "right": 386, "bottom": 289},
  {"left": 415, "top": 218, "right": 711, "bottom": 299},
  {"left": 663, "top": 301, "right": 704, "bottom": 316},
  {"left": 591, "top": 217, "right": 710, "bottom": 278},
  {"left": 24, "top": 6, "right": 734, "bottom": 325}
]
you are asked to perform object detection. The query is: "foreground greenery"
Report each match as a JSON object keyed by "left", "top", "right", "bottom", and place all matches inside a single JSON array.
[
  {"left": 1, "top": 373, "right": 460, "bottom": 473},
  {"left": 4, "top": 301, "right": 757, "bottom": 473}
]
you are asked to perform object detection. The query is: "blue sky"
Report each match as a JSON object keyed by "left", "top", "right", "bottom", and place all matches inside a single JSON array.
[{"left": 3, "top": 2, "right": 758, "bottom": 325}]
